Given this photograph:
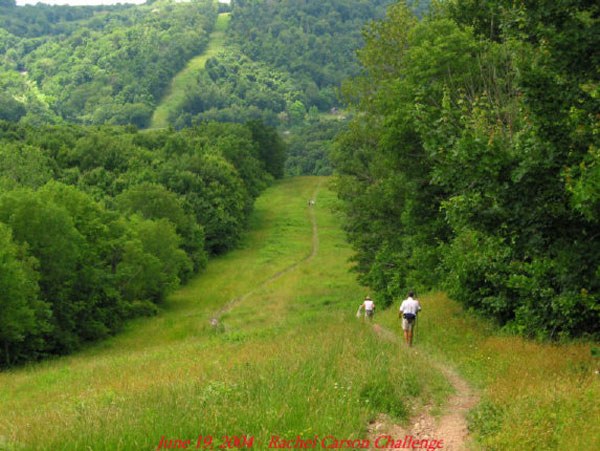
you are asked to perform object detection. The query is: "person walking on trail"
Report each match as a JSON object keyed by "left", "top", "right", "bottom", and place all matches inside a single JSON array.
[
  {"left": 357, "top": 296, "right": 375, "bottom": 319},
  {"left": 399, "top": 291, "right": 421, "bottom": 346}
]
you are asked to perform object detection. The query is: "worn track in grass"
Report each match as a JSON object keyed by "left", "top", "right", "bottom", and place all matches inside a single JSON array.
[
  {"left": 371, "top": 324, "right": 480, "bottom": 450},
  {"left": 210, "top": 181, "right": 322, "bottom": 324}
]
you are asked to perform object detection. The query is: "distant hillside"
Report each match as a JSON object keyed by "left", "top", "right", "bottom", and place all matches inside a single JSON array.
[
  {"left": 1, "top": 0, "right": 431, "bottom": 129},
  {"left": 0, "top": 0, "right": 217, "bottom": 127},
  {"left": 173, "top": 0, "right": 398, "bottom": 127}
]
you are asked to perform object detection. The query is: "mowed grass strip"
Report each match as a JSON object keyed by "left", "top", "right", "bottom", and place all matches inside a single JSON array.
[
  {"left": 0, "top": 177, "right": 450, "bottom": 450},
  {"left": 150, "top": 13, "right": 230, "bottom": 129},
  {"left": 379, "top": 293, "right": 600, "bottom": 449}
]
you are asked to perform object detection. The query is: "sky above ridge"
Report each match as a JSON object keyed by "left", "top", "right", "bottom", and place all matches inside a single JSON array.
[
  {"left": 15, "top": 0, "right": 230, "bottom": 4},
  {"left": 16, "top": 0, "right": 146, "bottom": 5}
]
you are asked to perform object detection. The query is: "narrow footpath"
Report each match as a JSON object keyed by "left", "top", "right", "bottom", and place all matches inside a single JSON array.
[{"left": 371, "top": 324, "right": 480, "bottom": 450}]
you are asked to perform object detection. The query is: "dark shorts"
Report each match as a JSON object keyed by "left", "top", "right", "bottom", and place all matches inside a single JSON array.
[{"left": 366, "top": 309, "right": 374, "bottom": 318}]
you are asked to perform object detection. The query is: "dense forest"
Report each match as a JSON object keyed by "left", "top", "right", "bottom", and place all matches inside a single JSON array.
[
  {"left": 332, "top": 0, "right": 599, "bottom": 339},
  {"left": 0, "top": 0, "right": 413, "bottom": 128},
  {"left": 171, "top": 0, "right": 411, "bottom": 174},
  {"left": 0, "top": 120, "right": 285, "bottom": 366}
]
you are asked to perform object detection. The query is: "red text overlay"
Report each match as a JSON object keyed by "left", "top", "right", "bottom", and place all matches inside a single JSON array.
[{"left": 157, "top": 435, "right": 444, "bottom": 450}]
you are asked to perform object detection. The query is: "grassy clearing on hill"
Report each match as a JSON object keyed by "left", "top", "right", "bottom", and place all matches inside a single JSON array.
[
  {"left": 150, "top": 13, "right": 230, "bottom": 129},
  {"left": 380, "top": 294, "right": 600, "bottom": 449},
  {"left": 0, "top": 177, "right": 450, "bottom": 450}
]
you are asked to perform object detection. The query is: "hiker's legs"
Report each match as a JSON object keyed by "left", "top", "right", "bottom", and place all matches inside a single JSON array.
[
  {"left": 403, "top": 330, "right": 410, "bottom": 344},
  {"left": 402, "top": 318, "right": 410, "bottom": 344},
  {"left": 401, "top": 318, "right": 415, "bottom": 346}
]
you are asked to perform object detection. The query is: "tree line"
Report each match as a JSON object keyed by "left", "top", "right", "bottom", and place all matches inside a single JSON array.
[
  {"left": 0, "top": 120, "right": 285, "bottom": 366},
  {"left": 332, "top": 0, "right": 599, "bottom": 339}
]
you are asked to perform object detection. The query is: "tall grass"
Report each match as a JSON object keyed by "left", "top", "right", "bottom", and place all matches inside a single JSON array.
[{"left": 0, "top": 177, "right": 450, "bottom": 450}]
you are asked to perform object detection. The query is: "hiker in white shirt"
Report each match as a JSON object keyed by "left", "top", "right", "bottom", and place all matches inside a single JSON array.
[
  {"left": 358, "top": 295, "right": 375, "bottom": 319},
  {"left": 399, "top": 291, "right": 421, "bottom": 346}
]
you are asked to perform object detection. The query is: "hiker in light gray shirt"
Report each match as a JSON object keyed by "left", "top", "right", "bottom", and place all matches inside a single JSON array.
[{"left": 357, "top": 295, "right": 375, "bottom": 319}]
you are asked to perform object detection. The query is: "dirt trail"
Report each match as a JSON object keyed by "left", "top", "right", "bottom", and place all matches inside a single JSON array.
[
  {"left": 371, "top": 324, "right": 479, "bottom": 450},
  {"left": 210, "top": 183, "right": 321, "bottom": 324}
]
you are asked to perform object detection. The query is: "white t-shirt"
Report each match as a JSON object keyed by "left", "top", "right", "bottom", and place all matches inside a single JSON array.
[
  {"left": 363, "top": 300, "right": 374, "bottom": 311},
  {"left": 399, "top": 297, "right": 421, "bottom": 315}
]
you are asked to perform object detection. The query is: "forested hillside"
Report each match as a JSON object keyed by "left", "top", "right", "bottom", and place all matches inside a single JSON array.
[
  {"left": 0, "top": 120, "right": 285, "bottom": 366},
  {"left": 168, "top": 0, "right": 406, "bottom": 128},
  {"left": 0, "top": 0, "right": 428, "bottom": 176},
  {"left": 332, "top": 0, "right": 599, "bottom": 338},
  {"left": 1, "top": 0, "right": 216, "bottom": 127},
  {"left": 0, "top": 0, "right": 420, "bottom": 130}
]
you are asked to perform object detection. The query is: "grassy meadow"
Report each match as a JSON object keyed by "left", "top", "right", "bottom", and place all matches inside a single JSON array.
[{"left": 0, "top": 177, "right": 450, "bottom": 450}]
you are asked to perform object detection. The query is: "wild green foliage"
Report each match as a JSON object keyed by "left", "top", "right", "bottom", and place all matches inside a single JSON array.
[
  {"left": 285, "top": 117, "right": 345, "bottom": 176},
  {"left": 0, "top": 119, "right": 282, "bottom": 366},
  {"left": 332, "top": 1, "right": 599, "bottom": 338},
  {"left": 0, "top": 223, "right": 50, "bottom": 366},
  {"left": 0, "top": 2, "right": 131, "bottom": 38},
  {"left": 178, "top": 0, "right": 432, "bottom": 175}
]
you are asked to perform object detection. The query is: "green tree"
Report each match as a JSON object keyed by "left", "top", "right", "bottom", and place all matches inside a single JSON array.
[
  {"left": 115, "top": 182, "right": 207, "bottom": 273},
  {"left": 0, "top": 223, "right": 50, "bottom": 367},
  {"left": 0, "top": 188, "right": 83, "bottom": 352},
  {"left": 247, "top": 120, "right": 286, "bottom": 179},
  {"left": 0, "top": 93, "right": 26, "bottom": 122},
  {"left": 118, "top": 216, "right": 191, "bottom": 303},
  {"left": 0, "top": 143, "right": 53, "bottom": 189}
]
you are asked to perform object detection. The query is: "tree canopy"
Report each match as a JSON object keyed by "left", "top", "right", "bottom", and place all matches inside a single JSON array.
[{"left": 332, "top": 0, "right": 599, "bottom": 339}]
